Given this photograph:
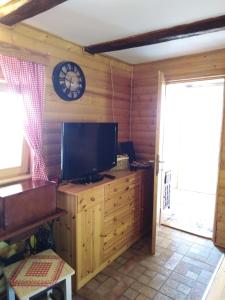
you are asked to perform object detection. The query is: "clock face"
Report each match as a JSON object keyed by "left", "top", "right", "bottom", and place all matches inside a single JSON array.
[{"left": 52, "top": 61, "right": 86, "bottom": 101}]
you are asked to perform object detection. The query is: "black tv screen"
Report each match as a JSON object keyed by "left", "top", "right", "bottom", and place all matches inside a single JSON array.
[{"left": 61, "top": 122, "right": 118, "bottom": 180}]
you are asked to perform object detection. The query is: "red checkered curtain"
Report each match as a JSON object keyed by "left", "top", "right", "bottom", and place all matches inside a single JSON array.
[{"left": 0, "top": 54, "right": 48, "bottom": 180}]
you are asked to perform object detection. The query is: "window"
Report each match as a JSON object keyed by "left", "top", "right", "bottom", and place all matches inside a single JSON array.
[{"left": 0, "top": 82, "right": 29, "bottom": 180}]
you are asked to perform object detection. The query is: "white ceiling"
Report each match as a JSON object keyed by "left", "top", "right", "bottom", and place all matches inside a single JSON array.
[{"left": 24, "top": 0, "right": 225, "bottom": 64}]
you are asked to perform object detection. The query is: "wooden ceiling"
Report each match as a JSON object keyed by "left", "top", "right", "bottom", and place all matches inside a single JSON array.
[
  {"left": 0, "top": 0, "right": 68, "bottom": 26},
  {"left": 85, "top": 15, "right": 225, "bottom": 54}
]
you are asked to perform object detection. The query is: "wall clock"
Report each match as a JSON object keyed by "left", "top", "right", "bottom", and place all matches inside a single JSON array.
[{"left": 52, "top": 61, "right": 86, "bottom": 101}]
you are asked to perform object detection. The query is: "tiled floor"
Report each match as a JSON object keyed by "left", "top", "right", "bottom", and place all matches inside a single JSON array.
[
  {"left": 74, "top": 226, "right": 223, "bottom": 300},
  {"left": 161, "top": 189, "right": 215, "bottom": 238}
]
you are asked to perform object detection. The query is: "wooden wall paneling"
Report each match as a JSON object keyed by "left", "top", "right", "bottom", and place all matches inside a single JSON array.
[
  {"left": 0, "top": 23, "right": 132, "bottom": 178},
  {"left": 131, "top": 48, "right": 225, "bottom": 248},
  {"left": 12, "top": 24, "right": 131, "bottom": 71},
  {"left": 214, "top": 85, "right": 225, "bottom": 247},
  {"left": 132, "top": 49, "right": 225, "bottom": 160},
  {"left": 131, "top": 71, "right": 158, "bottom": 160},
  {"left": 0, "top": 41, "right": 49, "bottom": 65},
  {"left": 4, "top": 20, "right": 225, "bottom": 249}
]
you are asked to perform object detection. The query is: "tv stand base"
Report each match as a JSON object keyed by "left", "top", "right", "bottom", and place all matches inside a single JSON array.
[{"left": 71, "top": 174, "right": 104, "bottom": 184}]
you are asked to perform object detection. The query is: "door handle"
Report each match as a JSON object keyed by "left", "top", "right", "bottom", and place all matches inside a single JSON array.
[
  {"left": 155, "top": 154, "right": 159, "bottom": 176},
  {"left": 155, "top": 155, "right": 164, "bottom": 176}
]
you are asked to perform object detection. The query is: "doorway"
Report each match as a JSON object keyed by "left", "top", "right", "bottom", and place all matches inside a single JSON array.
[{"left": 159, "top": 78, "right": 224, "bottom": 238}]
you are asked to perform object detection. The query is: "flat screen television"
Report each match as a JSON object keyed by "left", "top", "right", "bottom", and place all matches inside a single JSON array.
[{"left": 61, "top": 122, "right": 118, "bottom": 182}]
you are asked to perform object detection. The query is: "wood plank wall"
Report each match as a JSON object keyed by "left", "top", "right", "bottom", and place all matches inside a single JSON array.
[
  {"left": 0, "top": 23, "right": 132, "bottom": 178},
  {"left": 131, "top": 48, "right": 225, "bottom": 247},
  {"left": 2, "top": 22, "right": 225, "bottom": 248}
]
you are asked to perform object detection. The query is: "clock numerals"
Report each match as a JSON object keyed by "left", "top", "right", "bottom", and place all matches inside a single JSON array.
[
  {"left": 59, "top": 79, "right": 65, "bottom": 86},
  {"left": 61, "top": 65, "right": 68, "bottom": 74},
  {"left": 59, "top": 71, "right": 66, "bottom": 79},
  {"left": 67, "top": 91, "right": 73, "bottom": 98},
  {"left": 66, "top": 64, "right": 72, "bottom": 71},
  {"left": 62, "top": 86, "right": 70, "bottom": 94}
]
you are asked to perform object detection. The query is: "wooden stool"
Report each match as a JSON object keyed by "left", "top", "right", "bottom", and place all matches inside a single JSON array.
[{"left": 4, "top": 249, "right": 75, "bottom": 300}]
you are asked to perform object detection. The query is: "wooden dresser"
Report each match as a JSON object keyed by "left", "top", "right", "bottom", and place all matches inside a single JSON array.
[{"left": 55, "top": 169, "right": 153, "bottom": 291}]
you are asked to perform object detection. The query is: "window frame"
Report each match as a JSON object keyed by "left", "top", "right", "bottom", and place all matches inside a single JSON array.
[{"left": 0, "top": 80, "right": 30, "bottom": 182}]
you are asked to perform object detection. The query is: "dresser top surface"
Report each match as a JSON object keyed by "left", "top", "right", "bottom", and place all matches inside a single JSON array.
[{"left": 58, "top": 170, "right": 144, "bottom": 195}]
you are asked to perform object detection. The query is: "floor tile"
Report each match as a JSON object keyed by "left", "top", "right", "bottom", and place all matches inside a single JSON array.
[
  {"left": 136, "top": 295, "right": 150, "bottom": 300},
  {"left": 175, "top": 260, "right": 202, "bottom": 276},
  {"left": 187, "top": 281, "right": 207, "bottom": 300},
  {"left": 170, "top": 272, "right": 197, "bottom": 288},
  {"left": 160, "top": 284, "right": 187, "bottom": 299},
  {"left": 164, "top": 253, "right": 183, "bottom": 270},
  {"left": 74, "top": 226, "right": 223, "bottom": 300},
  {"left": 197, "top": 269, "right": 213, "bottom": 284},
  {"left": 148, "top": 274, "right": 167, "bottom": 290},
  {"left": 186, "top": 271, "right": 198, "bottom": 280},
  {"left": 165, "top": 278, "right": 179, "bottom": 289},
  {"left": 139, "top": 285, "right": 157, "bottom": 299},
  {"left": 138, "top": 274, "right": 152, "bottom": 285},
  {"left": 154, "top": 292, "right": 171, "bottom": 300},
  {"left": 123, "top": 287, "right": 139, "bottom": 299},
  {"left": 177, "top": 283, "right": 191, "bottom": 295},
  {"left": 130, "top": 281, "right": 144, "bottom": 292}
]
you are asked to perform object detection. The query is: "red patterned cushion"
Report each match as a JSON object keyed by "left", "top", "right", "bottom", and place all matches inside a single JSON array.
[{"left": 9, "top": 254, "right": 64, "bottom": 288}]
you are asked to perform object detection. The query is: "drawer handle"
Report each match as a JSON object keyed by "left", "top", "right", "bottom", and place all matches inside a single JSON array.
[
  {"left": 90, "top": 197, "right": 95, "bottom": 201},
  {"left": 100, "top": 234, "right": 107, "bottom": 237}
]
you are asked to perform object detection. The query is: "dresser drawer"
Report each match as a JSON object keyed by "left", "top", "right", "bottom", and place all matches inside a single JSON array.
[
  {"left": 103, "top": 203, "right": 141, "bottom": 249},
  {"left": 104, "top": 203, "right": 135, "bottom": 235},
  {"left": 77, "top": 187, "right": 104, "bottom": 212},
  {"left": 103, "top": 225, "right": 140, "bottom": 261},
  {"left": 103, "top": 216, "right": 134, "bottom": 250},
  {"left": 104, "top": 184, "right": 140, "bottom": 216},
  {"left": 105, "top": 173, "right": 140, "bottom": 197}
]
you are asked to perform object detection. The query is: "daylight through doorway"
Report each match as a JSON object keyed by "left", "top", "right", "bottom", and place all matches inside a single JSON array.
[{"left": 160, "top": 78, "right": 224, "bottom": 238}]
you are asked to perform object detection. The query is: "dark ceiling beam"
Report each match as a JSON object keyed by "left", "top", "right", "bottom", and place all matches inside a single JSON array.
[
  {"left": 85, "top": 15, "right": 225, "bottom": 54},
  {"left": 0, "top": 0, "right": 68, "bottom": 26}
]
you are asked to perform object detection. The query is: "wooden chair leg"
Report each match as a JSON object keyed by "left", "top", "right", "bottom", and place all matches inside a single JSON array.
[{"left": 64, "top": 277, "right": 72, "bottom": 300}]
